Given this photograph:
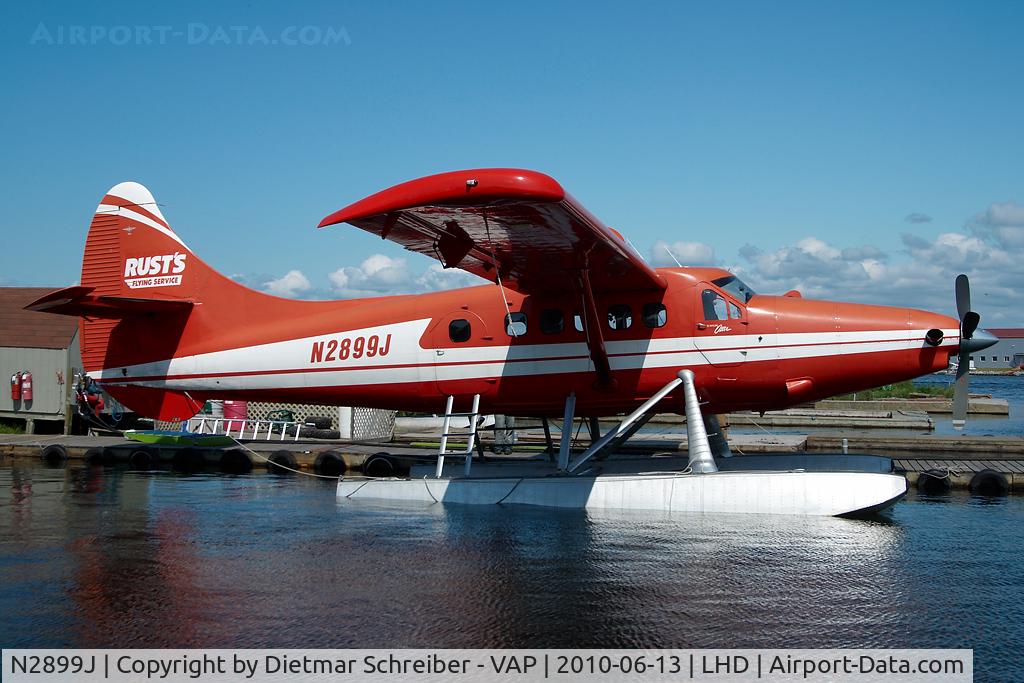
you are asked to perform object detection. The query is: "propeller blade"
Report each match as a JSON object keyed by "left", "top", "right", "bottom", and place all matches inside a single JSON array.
[
  {"left": 955, "top": 274, "right": 971, "bottom": 320},
  {"left": 961, "top": 311, "right": 980, "bottom": 340},
  {"left": 952, "top": 353, "right": 969, "bottom": 429}
]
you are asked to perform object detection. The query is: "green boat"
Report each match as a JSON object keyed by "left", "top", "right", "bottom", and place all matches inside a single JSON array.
[{"left": 124, "top": 430, "right": 236, "bottom": 447}]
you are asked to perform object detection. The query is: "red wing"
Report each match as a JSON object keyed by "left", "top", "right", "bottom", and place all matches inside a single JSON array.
[{"left": 318, "top": 168, "right": 665, "bottom": 294}]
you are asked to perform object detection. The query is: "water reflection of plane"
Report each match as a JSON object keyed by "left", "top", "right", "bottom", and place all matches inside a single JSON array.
[
  {"left": 58, "top": 467, "right": 219, "bottom": 646},
  {"left": 329, "top": 500, "right": 908, "bottom": 647}
]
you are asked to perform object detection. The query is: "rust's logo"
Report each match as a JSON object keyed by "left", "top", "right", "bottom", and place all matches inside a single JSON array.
[{"left": 124, "top": 253, "right": 187, "bottom": 289}]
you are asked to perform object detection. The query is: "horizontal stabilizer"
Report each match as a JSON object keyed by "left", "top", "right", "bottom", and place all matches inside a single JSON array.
[{"left": 25, "top": 286, "right": 194, "bottom": 318}]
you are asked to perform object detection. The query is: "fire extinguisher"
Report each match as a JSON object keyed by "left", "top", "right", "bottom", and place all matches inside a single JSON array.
[
  {"left": 20, "top": 371, "right": 33, "bottom": 402},
  {"left": 10, "top": 372, "right": 21, "bottom": 401}
]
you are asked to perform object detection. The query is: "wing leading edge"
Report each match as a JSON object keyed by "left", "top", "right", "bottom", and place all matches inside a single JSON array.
[{"left": 318, "top": 168, "right": 666, "bottom": 295}]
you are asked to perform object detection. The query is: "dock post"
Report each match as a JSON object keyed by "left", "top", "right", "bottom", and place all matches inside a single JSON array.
[{"left": 338, "top": 407, "right": 353, "bottom": 440}]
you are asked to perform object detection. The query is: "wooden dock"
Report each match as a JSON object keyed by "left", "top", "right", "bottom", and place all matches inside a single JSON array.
[
  {"left": 891, "top": 457, "right": 1023, "bottom": 493},
  {"left": 805, "top": 433, "right": 1024, "bottom": 455},
  {"left": 0, "top": 433, "right": 424, "bottom": 474},
  {"left": 817, "top": 396, "right": 1009, "bottom": 415},
  {"left": 2, "top": 432, "right": 1022, "bottom": 492}
]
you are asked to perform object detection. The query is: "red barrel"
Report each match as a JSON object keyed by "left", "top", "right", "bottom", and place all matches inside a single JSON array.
[{"left": 223, "top": 400, "right": 248, "bottom": 421}]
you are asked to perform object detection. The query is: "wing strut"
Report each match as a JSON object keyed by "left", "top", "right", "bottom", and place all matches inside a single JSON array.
[
  {"left": 565, "top": 370, "right": 719, "bottom": 474},
  {"left": 575, "top": 270, "right": 614, "bottom": 389}
]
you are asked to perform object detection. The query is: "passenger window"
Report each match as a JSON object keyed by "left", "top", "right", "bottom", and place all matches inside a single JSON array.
[
  {"left": 701, "top": 290, "right": 729, "bottom": 321},
  {"left": 540, "top": 309, "right": 564, "bottom": 334},
  {"left": 607, "top": 304, "right": 632, "bottom": 330},
  {"left": 449, "top": 319, "right": 471, "bottom": 343},
  {"left": 573, "top": 312, "right": 585, "bottom": 332},
  {"left": 642, "top": 303, "right": 667, "bottom": 328},
  {"left": 505, "top": 312, "right": 527, "bottom": 337}
]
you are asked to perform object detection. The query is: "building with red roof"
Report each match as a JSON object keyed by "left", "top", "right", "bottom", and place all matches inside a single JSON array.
[
  {"left": 0, "top": 287, "right": 80, "bottom": 433},
  {"left": 969, "top": 328, "right": 1024, "bottom": 370}
]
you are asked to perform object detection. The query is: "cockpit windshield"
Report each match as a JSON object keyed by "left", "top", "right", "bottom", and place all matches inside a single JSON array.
[{"left": 712, "top": 275, "right": 757, "bottom": 303}]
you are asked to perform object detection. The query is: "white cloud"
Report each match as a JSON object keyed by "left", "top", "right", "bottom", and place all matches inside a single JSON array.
[
  {"left": 329, "top": 254, "right": 411, "bottom": 297},
  {"left": 415, "top": 263, "right": 487, "bottom": 292},
  {"left": 968, "top": 200, "right": 1024, "bottom": 249},
  {"left": 326, "top": 253, "right": 488, "bottom": 299},
  {"left": 733, "top": 237, "right": 889, "bottom": 296},
  {"left": 727, "top": 201, "right": 1024, "bottom": 323},
  {"left": 263, "top": 269, "right": 312, "bottom": 298},
  {"left": 794, "top": 237, "right": 840, "bottom": 260},
  {"left": 651, "top": 240, "right": 716, "bottom": 266},
  {"left": 841, "top": 245, "right": 886, "bottom": 261}
]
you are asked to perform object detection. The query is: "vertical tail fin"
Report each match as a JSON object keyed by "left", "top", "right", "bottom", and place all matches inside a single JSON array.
[
  {"left": 29, "top": 182, "right": 263, "bottom": 420},
  {"left": 80, "top": 182, "right": 199, "bottom": 374},
  {"left": 29, "top": 181, "right": 340, "bottom": 421}
]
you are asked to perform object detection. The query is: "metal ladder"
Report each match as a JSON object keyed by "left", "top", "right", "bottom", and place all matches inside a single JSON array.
[
  {"left": 435, "top": 394, "right": 481, "bottom": 478},
  {"left": 187, "top": 416, "right": 308, "bottom": 441}
]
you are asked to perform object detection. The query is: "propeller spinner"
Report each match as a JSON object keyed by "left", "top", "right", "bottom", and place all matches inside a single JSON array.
[{"left": 952, "top": 274, "right": 998, "bottom": 429}]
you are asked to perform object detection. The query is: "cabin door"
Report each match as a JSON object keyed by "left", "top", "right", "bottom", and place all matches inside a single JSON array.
[
  {"left": 428, "top": 310, "right": 495, "bottom": 400},
  {"left": 693, "top": 284, "right": 748, "bottom": 368}
]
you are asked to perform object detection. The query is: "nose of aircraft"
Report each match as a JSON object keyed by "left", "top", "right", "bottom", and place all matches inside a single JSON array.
[{"left": 962, "top": 328, "right": 998, "bottom": 354}]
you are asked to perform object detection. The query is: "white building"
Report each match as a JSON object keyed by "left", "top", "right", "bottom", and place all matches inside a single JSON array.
[{"left": 971, "top": 328, "right": 1024, "bottom": 370}]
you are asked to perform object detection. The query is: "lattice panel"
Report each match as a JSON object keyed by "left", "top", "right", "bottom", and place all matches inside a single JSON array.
[
  {"left": 246, "top": 402, "right": 339, "bottom": 428},
  {"left": 351, "top": 407, "right": 396, "bottom": 442}
]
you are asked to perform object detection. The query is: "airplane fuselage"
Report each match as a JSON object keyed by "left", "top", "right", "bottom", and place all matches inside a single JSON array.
[{"left": 98, "top": 266, "right": 960, "bottom": 417}]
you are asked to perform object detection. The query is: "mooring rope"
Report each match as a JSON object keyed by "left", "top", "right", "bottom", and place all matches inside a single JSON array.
[
  {"left": 919, "top": 467, "right": 960, "bottom": 479},
  {"left": 743, "top": 414, "right": 784, "bottom": 444},
  {"left": 227, "top": 437, "right": 342, "bottom": 480}
]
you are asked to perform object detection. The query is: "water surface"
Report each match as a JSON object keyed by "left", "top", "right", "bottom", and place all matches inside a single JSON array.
[
  {"left": 0, "top": 462, "right": 1021, "bottom": 681},
  {"left": 716, "top": 374, "right": 1024, "bottom": 438}
]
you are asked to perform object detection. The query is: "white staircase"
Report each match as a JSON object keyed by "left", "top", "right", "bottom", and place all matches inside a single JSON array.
[{"left": 435, "top": 394, "right": 481, "bottom": 478}]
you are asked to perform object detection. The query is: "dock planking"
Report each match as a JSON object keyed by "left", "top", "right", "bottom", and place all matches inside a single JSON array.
[{"left": 3, "top": 433, "right": 1023, "bottom": 492}]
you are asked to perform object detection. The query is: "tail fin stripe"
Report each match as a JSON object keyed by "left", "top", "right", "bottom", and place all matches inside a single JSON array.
[
  {"left": 96, "top": 204, "right": 187, "bottom": 247},
  {"left": 100, "top": 193, "right": 171, "bottom": 229}
]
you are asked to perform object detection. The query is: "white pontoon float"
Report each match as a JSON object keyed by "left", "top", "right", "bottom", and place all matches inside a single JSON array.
[{"left": 337, "top": 371, "right": 908, "bottom": 517}]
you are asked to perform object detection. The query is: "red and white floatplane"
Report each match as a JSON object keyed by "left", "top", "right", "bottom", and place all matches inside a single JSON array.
[{"left": 30, "top": 169, "right": 996, "bottom": 516}]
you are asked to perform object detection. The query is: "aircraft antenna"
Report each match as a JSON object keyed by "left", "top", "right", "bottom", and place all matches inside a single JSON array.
[
  {"left": 624, "top": 235, "right": 646, "bottom": 262},
  {"left": 662, "top": 242, "right": 683, "bottom": 267}
]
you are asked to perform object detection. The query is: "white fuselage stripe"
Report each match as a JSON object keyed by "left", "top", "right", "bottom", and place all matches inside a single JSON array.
[{"left": 93, "top": 324, "right": 959, "bottom": 392}]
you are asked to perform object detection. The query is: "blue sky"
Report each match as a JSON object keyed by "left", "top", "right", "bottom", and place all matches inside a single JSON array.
[{"left": 2, "top": 1, "right": 1022, "bottom": 323}]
